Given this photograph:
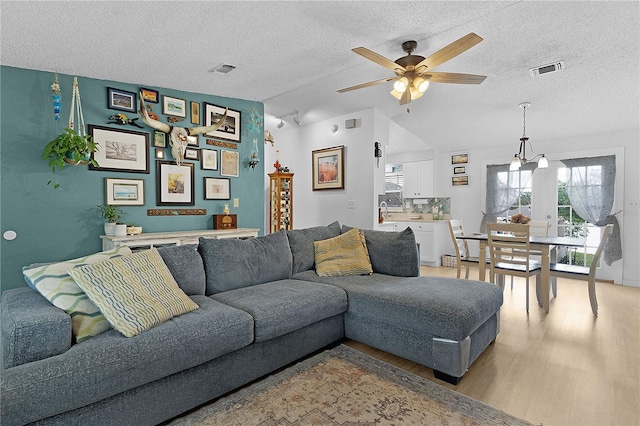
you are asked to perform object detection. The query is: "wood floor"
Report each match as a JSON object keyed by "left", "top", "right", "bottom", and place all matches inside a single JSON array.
[{"left": 345, "top": 265, "right": 640, "bottom": 426}]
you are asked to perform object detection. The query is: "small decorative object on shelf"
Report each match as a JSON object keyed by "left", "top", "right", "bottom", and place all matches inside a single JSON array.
[
  {"left": 510, "top": 213, "right": 531, "bottom": 224},
  {"left": 269, "top": 171, "right": 294, "bottom": 232},
  {"left": 213, "top": 214, "right": 237, "bottom": 229},
  {"left": 98, "top": 204, "right": 126, "bottom": 236}
]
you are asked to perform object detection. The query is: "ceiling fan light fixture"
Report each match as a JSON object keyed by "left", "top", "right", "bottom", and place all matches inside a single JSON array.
[
  {"left": 413, "top": 77, "right": 429, "bottom": 93},
  {"left": 390, "top": 88, "right": 403, "bottom": 100},
  {"left": 393, "top": 77, "right": 409, "bottom": 93},
  {"left": 409, "top": 86, "right": 424, "bottom": 100}
]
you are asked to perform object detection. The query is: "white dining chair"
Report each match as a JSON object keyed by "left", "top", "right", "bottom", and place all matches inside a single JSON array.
[
  {"left": 509, "top": 219, "right": 549, "bottom": 289},
  {"left": 487, "top": 223, "right": 542, "bottom": 311},
  {"left": 548, "top": 224, "right": 613, "bottom": 316},
  {"left": 448, "top": 220, "right": 486, "bottom": 280}
]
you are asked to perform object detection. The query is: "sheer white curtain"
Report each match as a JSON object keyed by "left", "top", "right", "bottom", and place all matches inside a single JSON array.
[
  {"left": 481, "top": 163, "right": 536, "bottom": 232},
  {"left": 561, "top": 155, "right": 621, "bottom": 265}
]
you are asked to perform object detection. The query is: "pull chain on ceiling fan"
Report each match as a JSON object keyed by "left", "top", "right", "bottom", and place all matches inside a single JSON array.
[{"left": 338, "top": 33, "right": 487, "bottom": 105}]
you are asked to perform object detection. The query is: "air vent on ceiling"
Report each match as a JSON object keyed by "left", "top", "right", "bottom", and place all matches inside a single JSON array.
[
  {"left": 529, "top": 61, "right": 564, "bottom": 77},
  {"left": 209, "top": 64, "right": 236, "bottom": 74}
]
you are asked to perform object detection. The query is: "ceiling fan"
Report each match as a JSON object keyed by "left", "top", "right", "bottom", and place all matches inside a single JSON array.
[{"left": 338, "top": 33, "right": 486, "bottom": 105}]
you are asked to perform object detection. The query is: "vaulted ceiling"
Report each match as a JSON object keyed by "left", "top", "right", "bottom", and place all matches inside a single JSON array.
[{"left": 2, "top": 1, "right": 638, "bottom": 153}]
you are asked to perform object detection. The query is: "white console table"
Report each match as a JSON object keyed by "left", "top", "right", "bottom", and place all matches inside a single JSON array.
[{"left": 101, "top": 228, "right": 260, "bottom": 251}]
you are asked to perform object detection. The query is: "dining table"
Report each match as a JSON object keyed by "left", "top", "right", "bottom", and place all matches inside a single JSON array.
[{"left": 458, "top": 233, "right": 587, "bottom": 312}]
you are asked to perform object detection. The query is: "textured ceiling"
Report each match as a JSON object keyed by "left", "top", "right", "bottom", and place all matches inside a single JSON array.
[{"left": 2, "top": 1, "right": 638, "bottom": 154}]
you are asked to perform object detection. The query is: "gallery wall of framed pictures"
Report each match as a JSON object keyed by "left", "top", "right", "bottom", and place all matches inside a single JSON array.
[{"left": 450, "top": 153, "right": 469, "bottom": 186}]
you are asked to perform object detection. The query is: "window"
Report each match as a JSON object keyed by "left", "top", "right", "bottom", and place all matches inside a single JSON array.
[{"left": 382, "top": 164, "right": 403, "bottom": 207}]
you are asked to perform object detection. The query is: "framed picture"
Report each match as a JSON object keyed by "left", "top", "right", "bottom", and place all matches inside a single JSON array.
[
  {"left": 452, "top": 176, "right": 469, "bottom": 186},
  {"left": 453, "top": 166, "right": 466, "bottom": 174},
  {"left": 162, "top": 95, "right": 187, "bottom": 118},
  {"left": 89, "top": 125, "right": 149, "bottom": 173},
  {"left": 451, "top": 153, "right": 469, "bottom": 165},
  {"left": 105, "top": 178, "right": 144, "bottom": 206},
  {"left": 153, "top": 131, "right": 166, "bottom": 148},
  {"left": 204, "top": 177, "right": 230, "bottom": 200},
  {"left": 201, "top": 149, "right": 218, "bottom": 170},
  {"left": 187, "top": 135, "right": 198, "bottom": 146},
  {"left": 140, "top": 88, "right": 159, "bottom": 103},
  {"left": 107, "top": 87, "right": 136, "bottom": 113},
  {"left": 220, "top": 149, "right": 239, "bottom": 177},
  {"left": 191, "top": 101, "right": 200, "bottom": 124},
  {"left": 312, "top": 145, "right": 345, "bottom": 190},
  {"left": 155, "top": 149, "right": 164, "bottom": 159},
  {"left": 203, "top": 102, "right": 241, "bottom": 142},
  {"left": 184, "top": 148, "right": 200, "bottom": 161},
  {"left": 156, "top": 161, "right": 194, "bottom": 206}
]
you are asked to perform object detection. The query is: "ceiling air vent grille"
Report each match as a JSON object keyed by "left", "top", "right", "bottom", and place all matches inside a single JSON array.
[
  {"left": 209, "top": 64, "right": 236, "bottom": 74},
  {"left": 529, "top": 61, "right": 564, "bottom": 77}
]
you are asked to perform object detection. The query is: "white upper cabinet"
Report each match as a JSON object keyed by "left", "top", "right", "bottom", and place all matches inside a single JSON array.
[{"left": 403, "top": 160, "right": 433, "bottom": 198}]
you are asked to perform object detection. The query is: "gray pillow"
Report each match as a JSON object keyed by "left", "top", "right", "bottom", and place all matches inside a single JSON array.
[
  {"left": 157, "top": 244, "right": 206, "bottom": 295},
  {"left": 286, "top": 221, "right": 341, "bottom": 274},
  {"left": 198, "top": 230, "right": 293, "bottom": 294},
  {"left": 341, "top": 225, "right": 419, "bottom": 277}
]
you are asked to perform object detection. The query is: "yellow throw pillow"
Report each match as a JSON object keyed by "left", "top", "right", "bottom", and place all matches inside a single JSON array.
[
  {"left": 313, "top": 228, "right": 373, "bottom": 277},
  {"left": 69, "top": 248, "right": 199, "bottom": 338}
]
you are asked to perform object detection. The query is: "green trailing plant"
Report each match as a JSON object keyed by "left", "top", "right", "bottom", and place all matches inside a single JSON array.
[
  {"left": 98, "top": 204, "right": 125, "bottom": 223},
  {"left": 41, "top": 128, "right": 99, "bottom": 188}
]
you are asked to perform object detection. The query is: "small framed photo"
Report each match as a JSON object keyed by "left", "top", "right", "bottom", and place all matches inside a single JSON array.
[
  {"left": 220, "top": 149, "right": 239, "bottom": 177},
  {"left": 105, "top": 178, "right": 144, "bottom": 206},
  {"left": 191, "top": 101, "right": 200, "bottom": 124},
  {"left": 451, "top": 153, "right": 469, "bottom": 165},
  {"left": 89, "top": 125, "right": 149, "bottom": 173},
  {"left": 107, "top": 87, "right": 136, "bottom": 113},
  {"left": 153, "top": 131, "right": 166, "bottom": 148},
  {"left": 184, "top": 148, "right": 200, "bottom": 161},
  {"left": 453, "top": 166, "right": 466, "bottom": 174},
  {"left": 204, "top": 177, "right": 230, "bottom": 200},
  {"left": 203, "top": 102, "right": 241, "bottom": 142},
  {"left": 187, "top": 135, "right": 199, "bottom": 146},
  {"left": 162, "top": 95, "right": 187, "bottom": 118},
  {"left": 201, "top": 149, "right": 218, "bottom": 170},
  {"left": 155, "top": 149, "right": 164, "bottom": 159},
  {"left": 140, "top": 88, "right": 159, "bottom": 103},
  {"left": 156, "top": 161, "right": 194, "bottom": 206},
  {"left": 312, "top": 145, "right": 345, "bottom": 190},
  {"left": 452, "top": 176, "right": 469, "bottom": 186}
]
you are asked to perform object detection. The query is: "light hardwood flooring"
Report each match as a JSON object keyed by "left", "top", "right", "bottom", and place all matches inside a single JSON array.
[{"left": 345, "top": 265, "right": 640, "bottom": 426}]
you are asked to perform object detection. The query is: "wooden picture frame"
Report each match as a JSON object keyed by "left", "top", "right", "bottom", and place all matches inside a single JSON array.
[
  {"left": 452, "top": 176, "right": 469, "bottom": 186},
  {"left": 140, "top": 88, "right": 159, "bottom": 103},
  {"left": 105, "top": 178, "right": 145, "bottom": 206},
  {"left": 453, "top": 166, "right": 466, "bottom": 174},
  {"left": 204, "top": 177, "right": 230, "bottom": 200},
  {"left": 451, "top": 153, "right": 469, "bottom": 164},
  {"left": 191, "top": 101, "right": 200, "bottom": 124},
  {"left": 220, "top": 149, "right": 239, "bottom": 177},
  {"left": 203, "top": 102, "right": 241, "bottom": 142},
  {"left": 153, "top": 131, "right": 166, "bottom": 148},
  {"left": 155, "top": 149, "right": 164, "bottom": 159},
  {"left": 107, "top": 87, "right": 136, "bottom": 113},
  {"left": 89, "top": 125, "right": 149, "bottom": 173},
  {"left": 201, "top": 149, "right": 218, "bottom": 170},
  {"left": 312, "top": 145, "right": 345, "bottom": 190},
  {"left": 162, "top": 95, "right": 187, "bottom": 118},
  {"left": 156, "top": 161, "right": 195, "bottom": 206},
  {"left": 184, "top": 148, "right": 200, "bottom": 161}
]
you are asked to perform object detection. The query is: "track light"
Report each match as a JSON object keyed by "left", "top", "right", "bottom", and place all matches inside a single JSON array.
[
  {"left": 276, "top": 110, "right": 301, "bottom": 128},
  {"left": 277, "top": 119, "right": 284, "bottom": 129},
  {"left": 293, "top": 114, "right": 301, "bottom": 126}
]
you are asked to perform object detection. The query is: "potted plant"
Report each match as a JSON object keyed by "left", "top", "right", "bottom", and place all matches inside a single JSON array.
[
  {"left": 41, "top": 128, "right": 99, "bottom": 189},
  {"left": 98, "top": 204, "right": 125, "bottom": 236}
]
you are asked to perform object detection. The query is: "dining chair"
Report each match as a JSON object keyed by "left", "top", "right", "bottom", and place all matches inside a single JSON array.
[
  {"left": 548, "top": 224, "right": 613, "bottom": 316},
  {"left": 487, "top": 223, "right": 542, "bottom": 311},
  {"left": 448, "top": 219, "right": 485, "bottom": 279},
  {"left": 509, "top": 219, "right": 549, "bottom": 289}
]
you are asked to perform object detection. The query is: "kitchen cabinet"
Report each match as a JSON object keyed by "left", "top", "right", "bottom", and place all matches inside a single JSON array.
[
  {"left": 382, "top": 221, "right": 449, "bottom": 266},
  {"left": 403, "top": 160, "right": 433, "bottom": 198}
]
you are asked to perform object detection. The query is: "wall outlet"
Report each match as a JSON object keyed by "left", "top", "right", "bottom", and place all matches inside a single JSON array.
[
  {"left": 233, "top": 198, "right": 239, "bottom": 208},
  {"left": 347, "top": 200, "right": 355, "bottom": 209},
  {"left": 628, "top": 199, "right": 640, "bottom": 217}
]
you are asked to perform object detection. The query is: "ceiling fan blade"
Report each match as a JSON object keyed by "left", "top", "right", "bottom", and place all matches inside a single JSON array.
[
  {"left": 422, "top": 72, "right": 487, "bottom": 84},
  {"left": 399, "top": 89, "right": 411, "bottom": 105},
  {"left": 337, "top": 77, "right": 397, "bottom": 93},
  {"left": 414, "top": 32, "right": 483, "bottom": 72},
  {"left": 352, "top": 47, "right": 406, "bottom": 73}
]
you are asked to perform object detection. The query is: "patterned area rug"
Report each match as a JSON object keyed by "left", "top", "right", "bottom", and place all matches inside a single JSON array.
[{"left": 170, "top": 345, "right": 533, "bottom": 425}]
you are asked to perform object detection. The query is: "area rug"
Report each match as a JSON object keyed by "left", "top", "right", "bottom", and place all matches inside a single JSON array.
[{"left": 170, "top": 345, "right": 533, "bottom": 425}]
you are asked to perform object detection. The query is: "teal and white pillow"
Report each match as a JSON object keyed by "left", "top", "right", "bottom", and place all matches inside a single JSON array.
[
  {"left": 69, "top": 248, "right": 199, "bottom": 338},
  {"left": 23, "top": 246, "right": 132, "bottom": 343}
]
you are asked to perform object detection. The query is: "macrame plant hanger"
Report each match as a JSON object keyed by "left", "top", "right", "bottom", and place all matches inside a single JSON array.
[{"left": 68, "top": 76, "right": 86, "bottom": 138}]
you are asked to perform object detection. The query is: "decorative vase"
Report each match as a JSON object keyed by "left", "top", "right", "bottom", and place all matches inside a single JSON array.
[
  {"left": 104, "top": 222, "right": 116, "bottom": 236},
  {"left": 114, "top": 224, "right": 127, "bottom": 237}
]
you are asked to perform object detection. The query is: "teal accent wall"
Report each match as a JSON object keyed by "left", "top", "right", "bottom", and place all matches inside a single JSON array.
[{"left": 0, "top": 66, "right": 264, "bottom": 292}]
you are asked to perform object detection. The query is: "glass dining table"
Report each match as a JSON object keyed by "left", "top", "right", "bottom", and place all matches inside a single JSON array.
[{"left": 458, "top": 233, "right": 587, "bottom": 312}]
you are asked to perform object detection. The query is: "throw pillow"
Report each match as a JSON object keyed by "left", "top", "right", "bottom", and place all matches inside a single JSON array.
[
  {"left": 198, "top": 230, "right": 293, "bottom": 294},
  {"left": 313, "top": 227, "right": 373, "bottom": 277},
  {"left": 286, "top": 221, "right": 341, "bottom": 274},
  {"left": 342, "top": 225, "right": 420, "bottom": 277},
  {"left": 69, "top": 248, "right": 199, "bottom": 338},
  {"left": 22, "top": 246, "right": 132, "bottom": 343},
  {"left": 156, "top": 244, "right": 206, "bottom": 295}
]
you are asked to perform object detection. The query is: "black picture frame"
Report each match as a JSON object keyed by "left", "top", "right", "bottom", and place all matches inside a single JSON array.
[
  {"left": 89, "top": 125, "right": 150, "bottom": 174},
  {"left": 204, "top": 177, "right": 231, "bottom": 200},
  {"left": 203, "top": 102, "right": 241, "bottom": 142},
  {"left": 156, "top": 161, "right": 195, "bottom": 206},
  {"left": 107, "top": 87, "right": 136, "bottom": 113}
]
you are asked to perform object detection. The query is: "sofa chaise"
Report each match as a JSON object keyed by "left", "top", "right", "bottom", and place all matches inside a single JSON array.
[{"left": 1, "top": 222, "right": 502, "bottom": 425}]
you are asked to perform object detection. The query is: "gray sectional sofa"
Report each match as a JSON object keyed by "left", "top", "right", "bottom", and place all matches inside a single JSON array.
[{"left": 1, "top": 222, "right": 503, "bottom": 425}]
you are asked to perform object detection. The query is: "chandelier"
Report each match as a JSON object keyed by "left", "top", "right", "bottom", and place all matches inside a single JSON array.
[{"left": 509, "top": 102, "right": 548, "bottom": 171}]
